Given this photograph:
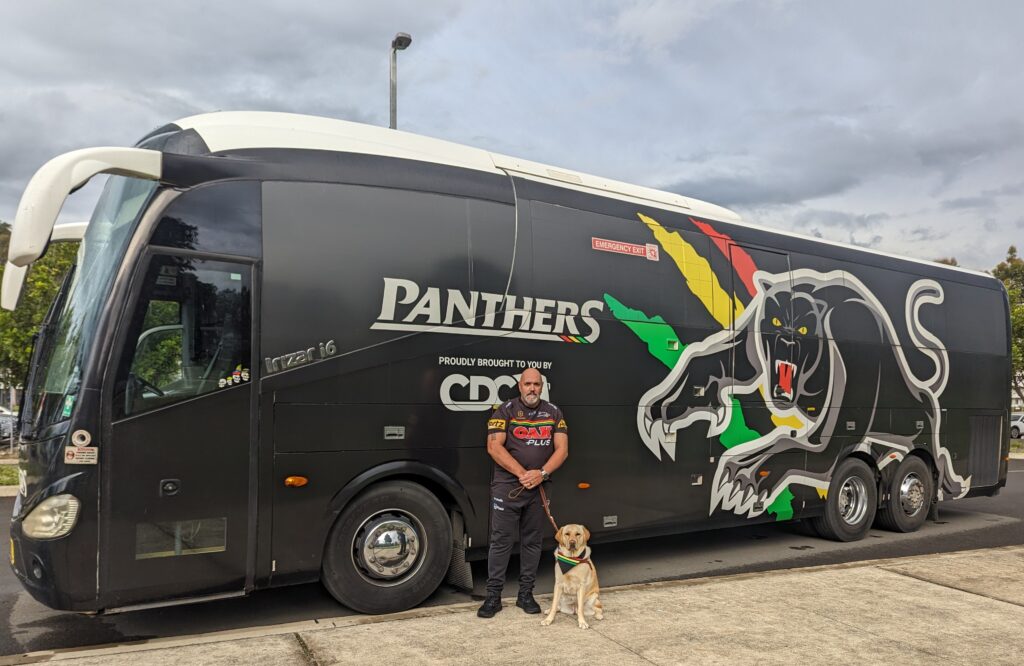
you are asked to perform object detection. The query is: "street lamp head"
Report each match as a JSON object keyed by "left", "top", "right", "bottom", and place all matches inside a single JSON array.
[{"left": 392, "top": 32, "right": 412, "bottom": 50}]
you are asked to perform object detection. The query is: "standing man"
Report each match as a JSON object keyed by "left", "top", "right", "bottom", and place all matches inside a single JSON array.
[{"left": 477, "top": 368, "right": 568, "bottom": 618}]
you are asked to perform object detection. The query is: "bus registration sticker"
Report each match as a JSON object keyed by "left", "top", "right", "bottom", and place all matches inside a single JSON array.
[{"left": 64, "top": 447, "right": 98, "bottom": 465}]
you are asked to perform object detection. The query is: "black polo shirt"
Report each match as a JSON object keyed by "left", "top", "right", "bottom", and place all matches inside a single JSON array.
[{"left": 487, "top": 396, "right": 567, "bottom": 484}]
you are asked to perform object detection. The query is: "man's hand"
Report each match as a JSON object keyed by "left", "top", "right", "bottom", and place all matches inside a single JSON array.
[{"left": 519, "top": 469, "right": 544, "bottom": 489}]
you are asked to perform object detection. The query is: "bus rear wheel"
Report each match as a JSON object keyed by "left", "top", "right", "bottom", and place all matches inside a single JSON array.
[
  {"left": 875, "top": 456, "right": 933, "bottom": 533},
  {"left": 810, "top": 457, "right": 877, "bottom": 542},
  {"left": 322, "top": 481, "right": 452, "bottom": 614}
]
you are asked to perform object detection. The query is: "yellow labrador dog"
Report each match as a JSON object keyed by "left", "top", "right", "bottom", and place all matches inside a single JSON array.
[{"left": 541, "top": 524, "right": 603, "bottom": 629}]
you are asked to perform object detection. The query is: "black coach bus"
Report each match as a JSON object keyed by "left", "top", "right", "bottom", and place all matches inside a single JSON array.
[{"left": 1, "top": 112, "right": 1010, "bottom": 614}]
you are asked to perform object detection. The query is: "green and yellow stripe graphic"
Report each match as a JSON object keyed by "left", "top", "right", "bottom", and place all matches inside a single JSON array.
[{"left": 603, "top": 212, "right": 797, "bottom": 521}]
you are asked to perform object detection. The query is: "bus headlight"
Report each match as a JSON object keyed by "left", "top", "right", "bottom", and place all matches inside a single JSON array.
[{"left": 22, "top": 494, "right": 81, "bottom": 539}]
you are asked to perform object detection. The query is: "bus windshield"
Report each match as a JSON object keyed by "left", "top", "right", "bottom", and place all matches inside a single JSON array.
[{"left": 21, "top": 176, "right": 157, "bottom": 438}]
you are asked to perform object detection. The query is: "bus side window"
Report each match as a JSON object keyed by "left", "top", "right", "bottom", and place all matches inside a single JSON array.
[
  {"left": 113, "top": 255, "right": 252, "bottom": 419},
  {"left": 130, "top": 300, "right": 184, "bottom": 390}
]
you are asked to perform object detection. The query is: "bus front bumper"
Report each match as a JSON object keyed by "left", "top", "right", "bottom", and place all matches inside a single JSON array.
[{"left": 9, "top": 521, "right": 102, "bottom": 613}]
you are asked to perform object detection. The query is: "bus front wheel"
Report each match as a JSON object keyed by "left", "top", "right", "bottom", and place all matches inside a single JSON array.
[
  {"left": 810, "top": 457, "right": 877, "bottom": 542},
  {"left": 322, "top": 480, "right": 452, "bottom": 614}
]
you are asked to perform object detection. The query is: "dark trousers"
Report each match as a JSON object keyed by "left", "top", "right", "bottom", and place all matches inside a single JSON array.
[{"left": 485, "top": 482, "right": 547, "bottom": 596}]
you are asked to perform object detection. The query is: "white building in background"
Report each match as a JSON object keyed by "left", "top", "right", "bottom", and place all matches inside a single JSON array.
[{"left": 0, "top": 381, "right": 21, "bottom": 413}]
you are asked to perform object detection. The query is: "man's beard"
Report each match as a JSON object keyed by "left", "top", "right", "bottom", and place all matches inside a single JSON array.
[{"left": 522, "top": 393, "right": 540, "bottom": 407}]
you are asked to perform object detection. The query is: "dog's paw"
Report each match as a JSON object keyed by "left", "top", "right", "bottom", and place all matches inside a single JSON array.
[
  {"left": 578, "top": 619, "right": 590, "bottom": 630},
  {"left": 541, "top": 617, "right": 553, "bottom": 626}
]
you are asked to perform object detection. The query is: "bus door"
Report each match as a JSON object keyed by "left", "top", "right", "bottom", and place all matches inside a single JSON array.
[
  {"left": 721, "top": 244, "right": 805, "bottom": 515},
  {"left": 102, "top": 252, "right": 255, "bottom": 606}
]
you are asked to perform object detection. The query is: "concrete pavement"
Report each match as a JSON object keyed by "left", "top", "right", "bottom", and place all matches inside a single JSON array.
[{"left": 3, "top": 545, "right": 1022, "bottom": 665}]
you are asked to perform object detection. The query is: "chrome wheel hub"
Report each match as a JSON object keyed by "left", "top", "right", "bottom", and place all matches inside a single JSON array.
[
  {"left": 353, "top": 511, "right": 424, "bottom": 585},
  {"left": 838, "top": 476, "right": 868, "bottom": 526},
  {"left": 899, "top": 473, "right": 925, "bottom": 517}
]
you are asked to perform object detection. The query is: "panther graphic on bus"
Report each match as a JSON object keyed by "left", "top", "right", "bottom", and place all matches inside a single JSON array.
[{"left": 607, "top": 213, "right": 970, "bottom": 521}]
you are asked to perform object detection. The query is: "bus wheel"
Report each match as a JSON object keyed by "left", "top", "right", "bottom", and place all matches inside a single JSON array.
[
  {"left": 875, "top": 456, "right": 933, "bottom": 533},
  {"left": 321, "top": 481, "right": 452, "bottom": 614},
  {"left": 810, "top": 458, "right": 877, "bottom": 542}
]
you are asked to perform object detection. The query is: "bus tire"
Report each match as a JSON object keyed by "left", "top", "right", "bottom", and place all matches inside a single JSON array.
[
  {"left": 810, "top": 457, "right": 877, "bottom": 542},
  {"left": 875, "top": 456, "right": 933, "bottom": 533},
  {"left": 321, "top": 480, "right": 452, "bottom": 614}
]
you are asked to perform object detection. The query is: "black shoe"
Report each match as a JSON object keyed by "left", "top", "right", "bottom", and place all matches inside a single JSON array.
[
  {"left": 477, "top": 595, "right": 503, "bottom": 618},
  {"left": 516, "top": 590, "right": 541, "bottom": 614}
]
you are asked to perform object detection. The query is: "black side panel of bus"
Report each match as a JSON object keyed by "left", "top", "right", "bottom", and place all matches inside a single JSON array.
[
  {"left": 261, "top": 179, "right": 519, "bottom": 580},
  {"left": 256, "top": 156, "right": 1008, "bottom": 581}
]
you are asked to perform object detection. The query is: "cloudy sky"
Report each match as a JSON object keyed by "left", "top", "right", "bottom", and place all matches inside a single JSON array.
[{"left": 2, "top": 0, "right": 1022, "bottom": 270}]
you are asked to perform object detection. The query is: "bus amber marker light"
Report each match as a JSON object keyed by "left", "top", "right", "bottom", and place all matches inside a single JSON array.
[
  {"left": 284, "top": 476, "right": 308, "bottom": 488},
  {"left": 578, "top": 482, "right": 590, "bottom": 489}
]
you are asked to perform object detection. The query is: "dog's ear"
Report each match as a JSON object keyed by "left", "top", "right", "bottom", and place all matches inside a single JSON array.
[
  {"left": 583, "top": 526, "right": 591, "bottom": 543},
  {"left": 555, "top": 526, "right": 565, "bottom": 546}
]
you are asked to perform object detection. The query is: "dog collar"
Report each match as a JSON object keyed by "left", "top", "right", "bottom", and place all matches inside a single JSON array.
[{"left": 555, "top": 552, "right": 589, "bottom": 574}]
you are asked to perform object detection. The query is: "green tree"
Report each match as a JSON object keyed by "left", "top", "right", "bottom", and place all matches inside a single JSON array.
[
  {"left": 0, "top": 221, "right": 79, "bottom": 410},
  {"left": 992, "top": 245, "right": 1024, "bottom": 406}
]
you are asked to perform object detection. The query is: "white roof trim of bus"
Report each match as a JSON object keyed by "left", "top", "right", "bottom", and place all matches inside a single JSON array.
[
  {"left": 173, "top": 111, "right": 739, "bottom": 222},
  {"left": 174, "top": 111, "right": 990, "bottom": 281},
  {"left": 175, "top": 112, "right": 499, "bottom": 174}
]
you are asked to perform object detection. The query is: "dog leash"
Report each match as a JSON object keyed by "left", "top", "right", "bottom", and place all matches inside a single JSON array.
[
  {"left": 508, "top": 483, "right": 560, "bottom": 533},
  {"left": 539, "top": 484, "right": 559, "bottom": 534}
]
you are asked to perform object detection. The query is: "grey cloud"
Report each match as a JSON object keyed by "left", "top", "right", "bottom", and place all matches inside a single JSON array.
[
  {"left": 739, "top": 206, "right": 890, "bottom": 231},
  {"left": 906, "top": 227, "right": 948, "bottom": 242},
  {"left": 976, "top": 181, "right": 1024, "bottom": 198},
  {"left": 918, "top": 121, "right": 1024, "bottom": 192},
  {"left": 664, "top": 169, "right": 861, "bottom": 208},
  {"left": 0, "top": 2, "right": 467, "bottom": 124},
  {"left": 604, "top": 0, "right": 745, "bottom": 59},
  {"left": 941, "top": 180, "right": 1024, "bottom": 211},
  {"left": 1, "top": 0, "right": 1023, "bottom": 273},
  {"left": 791, "top": 209, "right": 889, "bottom": 230},
  {"left": 942, "top": 197, "right": 995, "bottom": 211},
  {"left": 848, "top": 233, "right": 884, "bottom": 249},
  {"left": 665, "top": 113, "right": 1024, "bottom": 210}
]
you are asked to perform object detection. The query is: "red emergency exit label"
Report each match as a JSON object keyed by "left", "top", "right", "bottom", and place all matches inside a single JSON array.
[{"left": 591, "top": 237, "right": 659, "bottom": 261}]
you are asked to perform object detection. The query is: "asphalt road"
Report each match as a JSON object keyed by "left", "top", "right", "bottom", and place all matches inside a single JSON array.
[{"left": 1, "top": 459, "right": 1022, "bottom": 656}]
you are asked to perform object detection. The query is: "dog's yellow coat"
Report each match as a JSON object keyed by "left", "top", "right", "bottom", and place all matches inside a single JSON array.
[{"left": 541, "top": 524, "right": 603, "bottom": 629}]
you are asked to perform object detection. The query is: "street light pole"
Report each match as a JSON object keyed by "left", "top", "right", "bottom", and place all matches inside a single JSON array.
[{"left": 390, "top": 32, "right": 412, "bottom": 130}]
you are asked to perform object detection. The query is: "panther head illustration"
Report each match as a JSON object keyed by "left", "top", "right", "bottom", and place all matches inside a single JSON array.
[
  {"left": 756, "top": 278, "right": 833, "bottom": 416},
  {"left": 636, "top": 272, "right": 845, "bottom": 461}
]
